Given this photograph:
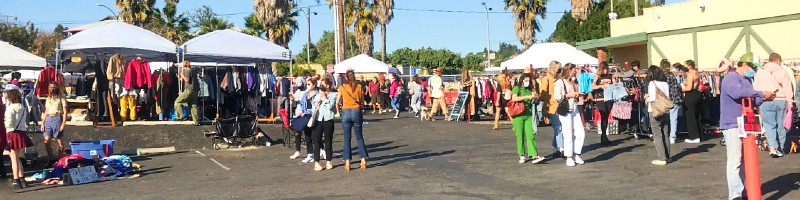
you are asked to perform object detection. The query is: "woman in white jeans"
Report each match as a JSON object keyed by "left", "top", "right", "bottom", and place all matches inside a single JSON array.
[{"left": 553, "top": 63, "right": 586, "bottom": 167}]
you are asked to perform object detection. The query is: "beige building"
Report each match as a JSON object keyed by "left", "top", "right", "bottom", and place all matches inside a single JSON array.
[{"left": 577, "top": 0, "right": 800, "bottom": 70}]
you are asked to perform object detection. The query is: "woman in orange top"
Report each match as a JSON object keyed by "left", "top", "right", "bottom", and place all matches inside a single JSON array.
[{"left": 336, "top": 69, "right": 369, "bottom": 171}]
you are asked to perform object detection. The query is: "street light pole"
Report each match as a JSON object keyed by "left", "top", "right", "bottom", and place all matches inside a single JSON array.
[
  {"left": 96, "top": 4, "right": 118, "bottom": 19},
  {"left": 301, "top": 8, "right": 317, "bottom": 64},
  {"left": 481, "top": 2, "right": 492, "bottom": 69}
]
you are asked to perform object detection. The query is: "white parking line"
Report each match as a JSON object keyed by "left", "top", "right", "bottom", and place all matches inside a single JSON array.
[{"left": 195, "top": 150, "right": 231, "bottom": 171}]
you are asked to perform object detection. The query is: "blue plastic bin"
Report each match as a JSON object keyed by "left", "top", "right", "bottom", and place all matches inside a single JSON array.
[{"left": 70, "top": 140, "right": 115, "bottom": 158}]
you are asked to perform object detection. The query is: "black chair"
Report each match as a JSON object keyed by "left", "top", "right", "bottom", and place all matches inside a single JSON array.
[
  {"left": 234, "top": 115, "right": 259, "bottom": 148},
  {"left": 210, "top": 117, "right": 237, "bottom": 150}
]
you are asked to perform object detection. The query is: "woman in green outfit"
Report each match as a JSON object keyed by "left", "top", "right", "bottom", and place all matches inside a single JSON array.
[{"left": 511, "top": 69, "right": 545, "bottom": 164}]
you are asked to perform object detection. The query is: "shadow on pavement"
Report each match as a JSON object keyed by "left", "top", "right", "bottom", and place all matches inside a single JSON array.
[
  {"left": 369, "top": 150, "right": 456, "bottom": 167},
  {"left": 763, "top": 172, "right": 800, "bottom": 200},
  {"left": 585, "top": 144, "right": 645, "bottom": 163},
  {"left": 671, "top": 144, "right": 715, "bottom": 161},
  {"left": 132, "top": 151, "right": 189, "bottom": 162},
  {"left": 139, "top": 166, "right": 173, "bottom": 176}
]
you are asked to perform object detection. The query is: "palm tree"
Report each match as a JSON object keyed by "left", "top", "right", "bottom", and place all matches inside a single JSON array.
[
  {"left": 197, "top": 17, "right": 233, "bottom": 35},
  {"left": 373, "top": 0, "right": 393, "bottom": 62},
  {"left": 503, "top": 0, "right": 548, "bottom": 48},
  {"left": 149, "top": 3, "right": 191, "bottom": 44},
  {"left": 570, "top": 0, "right": 592, "bottom": 23},
  {"left": 352, "top": 0, "right": 376, "bottom": 55},
  {"left": 244, "top": 13, "right": 268, "bottom": 39},
  {"left": 115, "top": 0, "right": 156, "bottom": 27},
  {"left": 252, "top": 0, "right": 297, "bottom": 47}
]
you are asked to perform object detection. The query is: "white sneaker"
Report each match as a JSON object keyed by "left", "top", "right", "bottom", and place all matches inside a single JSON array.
[
  {"left": 302, "top": 154, "right": 314, "bottom": 163},
  {"left": 566, "top": 158, "right": 576, "bottom": 167},
  {"left": 265, "top": 142, "right": 272, "bottom": 147},
  {"left": 320, "top": 150, "right": 327, "bottom": 160},
  {"left": 684, "top": 139, "right": 700, "bottom": 144},
  {"left": 289, "top": 151, "right": 301, "bottom": 159},
  {"left": 574, "top": 155, "right": 585, "bottom": 165},
  {"left": 518, "top": 156, "right": 526, "bottom": 164},
  {"left": 670, "top": 139, "right": 675, "bottom": 144}
]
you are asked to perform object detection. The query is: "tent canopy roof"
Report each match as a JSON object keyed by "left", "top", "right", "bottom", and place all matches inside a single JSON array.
[
  {"left": 60, "top": 22, "right": 177, "bottom": 61},
  {"left": 182, "top": 29, "right": 290, "bottom": 64},
  {"left": 0, "top": 41, "right": 46, "bottom": 70},
  {"left": 334, "top": 54, "right": 399, "bottom": 74},
  {"left": 500, "top": 43, "right": 598, "bottom": 69}
]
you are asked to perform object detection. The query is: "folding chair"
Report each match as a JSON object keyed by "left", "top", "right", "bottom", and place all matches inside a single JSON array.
[
  {"left": 234, "top": 115, "right": 259, "bottom": 148},
  {"left": 211, "top": 117, "right": 237, "bottom": 150}
]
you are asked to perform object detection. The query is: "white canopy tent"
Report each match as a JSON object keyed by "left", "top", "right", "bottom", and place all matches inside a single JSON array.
[
  {"left": 0, "top": 41, "right": 47, "bottom": 70},
  {"left": 500, "top": 43, "right": 598, "bottom": 69},
  {"left": 59, "top": 22, "right": 177, "bottom": 61},
  {"left": 181, "top": 29, "right": 291, "bottom": 64},
  {"left": 334, "top": 54, "right": 399, "bottom": 74}
]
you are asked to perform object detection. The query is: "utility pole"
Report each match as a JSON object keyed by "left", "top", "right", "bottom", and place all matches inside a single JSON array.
[
  {"left": 481, "top": 2, "right": 492, "bottom": 68},
  {"left": 301, "top": 8, "right": 317, "bottom": 64},
  {"left": 634, "top": 0, "right": 639, "bottom": 16}
]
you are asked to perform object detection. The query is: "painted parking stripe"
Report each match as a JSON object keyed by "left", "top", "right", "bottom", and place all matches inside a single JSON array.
[{"left": 195, "top": 150, "right": 231, "bottom": 171}]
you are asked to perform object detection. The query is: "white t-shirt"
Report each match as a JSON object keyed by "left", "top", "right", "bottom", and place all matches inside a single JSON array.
[
  {"left": 429, "top": 76, "right": 444, "bottom": 98},
  {"left": 647, "top": 81, "right": 670, "bottom": 112}
]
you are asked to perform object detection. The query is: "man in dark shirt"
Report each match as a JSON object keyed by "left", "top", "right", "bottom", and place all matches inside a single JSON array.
[
  {"left": 174, "top": 61, "right": 199, "bottom": 125},
  {"left": 277, "top": 77, "right": 292, "bottom": 111}
]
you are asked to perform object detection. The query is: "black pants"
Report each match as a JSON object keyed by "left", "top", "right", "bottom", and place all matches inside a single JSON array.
[
  {"left": 296, "top": 126, "right": 314, "bottom": 153},
  {"left": 684, "top": 90, "right": 702, "bottom": 140},
  {"left": 313, "top": 120, "right": 334, "bottom": 162},
  {"left": 596, "top": 101, "right": 613, "bottom": 136}
]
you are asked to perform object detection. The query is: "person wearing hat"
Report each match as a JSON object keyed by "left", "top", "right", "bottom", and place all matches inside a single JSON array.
[
  {"left": 427, "top": 68, "right": 450, "bottom": 121},
  {"left": 754, "top": 52, "right": 792, "bottom": 158},
  {"left": 719, "top": 53, "right": 775, "bottom": 200}
]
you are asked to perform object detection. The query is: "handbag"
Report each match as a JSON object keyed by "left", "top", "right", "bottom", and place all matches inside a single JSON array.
[
  {"left": 556, "top": 80, "right": 570, "bottom": 115},
  {"left": 307, "top": 108, "right": 318, "bottom": 128},
  {"left": 737, "top": 98, "right": 762, "bottom": 136},
  {"left": 507, "top": 88, "right": 526, "bottom": 117},
  {"left": 650, "top": 82, "right": 674, "bottom": 118},
  {"left": 611, "top": 101, "right": 632, "bottom": 119},
  {"left": 784, "top": 106, "right": 794, "bottom": 130}
]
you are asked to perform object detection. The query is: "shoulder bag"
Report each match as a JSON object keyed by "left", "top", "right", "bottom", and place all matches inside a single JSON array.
[
  {"left": 651, "top": 81, "right": 674, "bottom": 118},
  {"left": 506, "top": 87, "right": 526, "bottom": 117},
  {"left": 556, "top": 80, "right": 570, "bottom": 115}
]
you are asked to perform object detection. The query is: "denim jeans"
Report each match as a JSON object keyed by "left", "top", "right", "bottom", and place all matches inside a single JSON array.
[
  {"left": 391, "top": 95, "right": 401, "bottom": 110},
  {"left": 668, "top": 105, "right": 681, "bottom": 140},
  {"left": 341, "top": 109, "right": 369, "bottom": 160},
  {"left": 548, "top": 114, "right": 564, "bottom": 150},
  {"left": 410, "top": 94, "right": 421, "bottom": 113},
  {"left": 760, "top": 100, "right": 787, "bottom": 150},
  {"left": 723, "top": 128, "right": 745, "bottom": 199}
]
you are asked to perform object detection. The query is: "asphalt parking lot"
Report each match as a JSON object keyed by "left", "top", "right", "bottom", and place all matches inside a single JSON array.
[{"left": 2, "top": 113, "right": 800, "bottom": 199}]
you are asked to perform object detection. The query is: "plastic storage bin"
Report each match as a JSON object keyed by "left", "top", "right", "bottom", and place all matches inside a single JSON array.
[{"left": 70, "top": 140, "right": 115, "bottom": 158}]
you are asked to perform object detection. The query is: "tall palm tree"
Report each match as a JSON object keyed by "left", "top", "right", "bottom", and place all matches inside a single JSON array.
[
  {"left": 352, "top": 0, "right": 376, "bottom": 55},
  {"left": 570, "top": 0, "right": 592, "bottom": 23},
  {"left": 253, "top": 0, "right": 292, "bottom": 30},
  {"left": 197, "top": 17, "right": 233, "bottom": 35},
  {"left": 115, "top": 0, "right": 156, "bottom": 27},
  {"left": 504, "top": 0, "right": 548, "bottom": 48},
  {"left": 149, "top": 3, "right": 191, "bottom": 44},
  {"left": 268, "top": 6, "right": 299, "bottom": 48},
  {"left": 373, "top": 0, "right": 393, "bottom": 62}
]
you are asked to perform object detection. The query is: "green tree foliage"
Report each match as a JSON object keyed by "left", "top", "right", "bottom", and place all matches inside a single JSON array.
[
  {"left": 491, "top": 42, "right": 521, "bottom": 67},
  {"left": 190, "top": 6, "right": 232, "bottom": 35},
  {"left": 273, "top": 62, "right": 317, "bottom": 77},
  {"left": 243, "top": 13, "right": 267, "bottom": 39},
  {"left": 115, "top": 0, "right": 157, "bottom": 27},
  {"left": 149, "top": 2, "right": 191, "bottom": 44},
  {"left": 313, "top": 31, "right": 359, "bottom": 65},
  {"left": 462, "top": 53, "right": 486, "bottom": 71},
  {"left": 550, "top": 0, "right": 652, "bottom": 47},
  {"left": 294, "top": 43, "right": 318, "bottom": 64},
  {"left": 0, "top": 20, "right": 38, "bottom": 51},
  {"left": 504, "top": 0, "right": 549, "bottom": 48}
]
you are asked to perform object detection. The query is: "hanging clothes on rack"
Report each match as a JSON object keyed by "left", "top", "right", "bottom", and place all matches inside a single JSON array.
[
  {"left": 36, "top": 66, "right": 64, "bottom": 97},
  {"left": 106, "top": 53, "right": 126, "bottom": 80},
  {"left": 124, "top": 58, "right": 153, "bottom": 90}
]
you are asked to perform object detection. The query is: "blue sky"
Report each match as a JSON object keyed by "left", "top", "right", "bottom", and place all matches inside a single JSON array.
[{"left": 1, "top": 0, "right": 684, "bottom": 55}]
